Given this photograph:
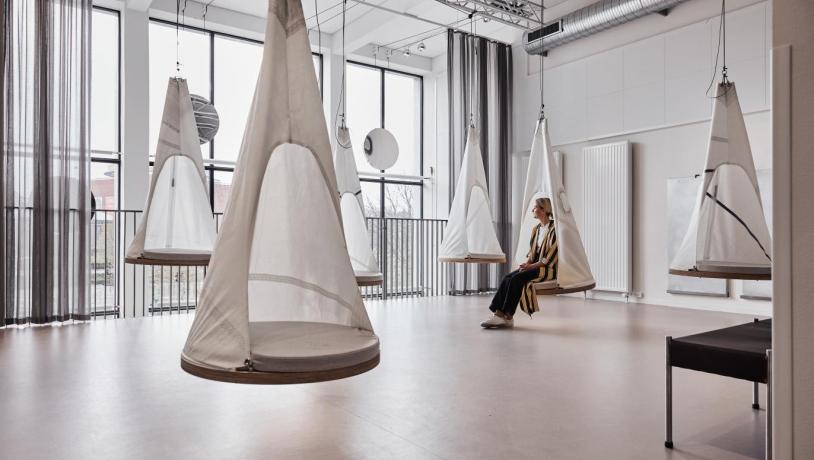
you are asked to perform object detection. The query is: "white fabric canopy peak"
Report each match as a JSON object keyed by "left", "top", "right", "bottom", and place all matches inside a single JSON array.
[
  {"left": 126, "top": 77, "right": 215, "bottom": 262},
  {"left": 334, "top": 126, "right": 382, "bottom": 283},
  {"left": 515, "top": 119, "right": 595, "bottom": 291},
  {"left": 182, "top": 0, "right": 377, "bottom": 374},
  {"left": 439, "top": 126, "right": 505, "bottom": 263},
  {"left": 671, "top": 82, "right": 771, "bottom": 277}
]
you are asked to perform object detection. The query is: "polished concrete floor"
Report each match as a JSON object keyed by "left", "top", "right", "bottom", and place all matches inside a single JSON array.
[{"left": 0, "top": 295, "right": 767, "bottom": 460}]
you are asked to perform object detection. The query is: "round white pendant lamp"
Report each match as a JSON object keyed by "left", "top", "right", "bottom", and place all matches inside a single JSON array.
[{"left": 363, "top": 128, "right": 399, "bottom": 170}]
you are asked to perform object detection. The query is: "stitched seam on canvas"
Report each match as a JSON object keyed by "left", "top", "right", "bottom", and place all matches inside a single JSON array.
[{"left": 248, "top": 273, "right": 356, "bottom": 312}]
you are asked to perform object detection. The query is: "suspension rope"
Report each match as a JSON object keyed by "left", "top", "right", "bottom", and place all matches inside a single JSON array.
[
  {"left": 176, "top": 0, "right": 181, "bottom": 74},
  {"left": 314, "top": 0, "right": 322, "bottom": 57},
  {"left": 334, "top": 0, "right": 352, "bottom": 148},
  {"left": 721, "top": 0, "right": 728, "bottom": 82},
  {"left": 706, "top": 0, "right": 731, "bottom": 98},
  {"left": 539, "top": 4, "right": 544, "bottom": 120},
  {"left": 341, "top": 0, "right": 346, "bottom": 121},
  {"left": 469, "top": 14, "right": 475, "bottom": 128}
]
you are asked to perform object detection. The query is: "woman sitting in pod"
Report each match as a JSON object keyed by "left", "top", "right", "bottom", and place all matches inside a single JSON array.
[{"left": 481, "top": 197, "right": 558, "bottom": 329}]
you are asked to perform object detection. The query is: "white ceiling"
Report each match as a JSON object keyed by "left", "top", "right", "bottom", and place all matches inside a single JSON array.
[{"left": 207, "top": 0, "right": 588, "bottom": 58}]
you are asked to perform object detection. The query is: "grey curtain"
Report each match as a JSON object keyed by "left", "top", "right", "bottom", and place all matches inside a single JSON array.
[
  {"left": 2, "top": 0, "right": 91, "bottom": 325},
  {"left": 447, "top": 29, "right": 512, "bottom": 294}
]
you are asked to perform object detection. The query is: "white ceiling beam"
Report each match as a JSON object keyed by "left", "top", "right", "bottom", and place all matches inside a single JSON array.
[
  {"left": 350, "top": 43, "right": 434, "bottom": 72},
  {"left": 126, "top": 0, "right": 153, "bottom": 11},
  {"left": 337, "top": 0, "right": 431, "bottom": 53}
]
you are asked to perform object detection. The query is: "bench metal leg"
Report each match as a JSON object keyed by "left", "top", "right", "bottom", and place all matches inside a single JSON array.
[
  {"left": 767, "top": 349, "right": 772, "bottom": 460},
  {"left": 753, "top": 381, "right": 760, "bottom": 409},
  {"left": 665, "top": 336, "right": 673, "bottom": 449}
]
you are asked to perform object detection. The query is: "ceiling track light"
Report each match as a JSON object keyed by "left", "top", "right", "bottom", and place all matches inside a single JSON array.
[{"left": 417, "top": 42, "right": 426, "bottom": 52}]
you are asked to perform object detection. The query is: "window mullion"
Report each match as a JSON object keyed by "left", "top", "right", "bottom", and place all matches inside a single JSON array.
[{"left": 380, "top": 68, "right": 386, "bottom": 218}]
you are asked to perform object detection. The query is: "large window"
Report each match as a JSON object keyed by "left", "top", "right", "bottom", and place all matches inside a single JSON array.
[
  {"left": 91, "top": 7, "right": 120, "bottom": 210},
  {"left": 346, "top": 62, "right": 423, "bottom": 218},
  {"left": 148, "top": 19, "right": 323, "bottom": 212},
  {"left": 91, "top": 7, "right": 121, "bottom": 314}
]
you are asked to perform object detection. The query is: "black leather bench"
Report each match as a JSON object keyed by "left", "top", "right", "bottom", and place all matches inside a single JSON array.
[{"left": 665, "top": 319, "right": 772, "bottom": 458}]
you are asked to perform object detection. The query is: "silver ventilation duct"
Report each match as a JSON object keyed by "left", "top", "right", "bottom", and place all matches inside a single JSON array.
[{"left": 524, "top": 0, "right": 689, "bottom": 55}]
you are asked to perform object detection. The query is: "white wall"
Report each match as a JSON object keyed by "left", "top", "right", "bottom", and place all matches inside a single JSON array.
[
  {"left": 120, "top": 7, "right": 150, "bottom": 211},
  {"left": 772, "top": 0, "right": 814, "bottom": 457},
  {"left": 512, "top": 0, "right": 772, "bottom": 315}
]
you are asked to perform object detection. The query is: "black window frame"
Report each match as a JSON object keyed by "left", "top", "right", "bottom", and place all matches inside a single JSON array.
[
  {"left": 346, "top": 60, "right": 424, "bottom": 219},
  {"left": 148, "top": 17, "right": 324, "bottom": 211}
]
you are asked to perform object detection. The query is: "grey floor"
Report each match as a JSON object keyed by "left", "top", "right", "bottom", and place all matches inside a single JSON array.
[{"left": 0, "top": 295, "right": 767, "bottom": 460}]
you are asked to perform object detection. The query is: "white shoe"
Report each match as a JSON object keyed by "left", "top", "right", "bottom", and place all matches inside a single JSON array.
[{"left": 481, "top": 314, "right": 513, "bottom": 329}]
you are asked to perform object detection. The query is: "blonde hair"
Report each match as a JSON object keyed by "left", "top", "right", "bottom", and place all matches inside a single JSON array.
[{"left": 535, "top": 197, "right": 553, "bottom": 221}]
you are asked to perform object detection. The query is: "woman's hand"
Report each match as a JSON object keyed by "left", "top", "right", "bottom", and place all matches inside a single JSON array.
[{"left": 520, "top": 262, "right": 540, "bottom": 271}]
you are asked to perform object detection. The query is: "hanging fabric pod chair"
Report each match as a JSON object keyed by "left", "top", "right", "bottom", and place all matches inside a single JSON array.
[
  {"left": 126, "top": 77, "right": 216, "bottom": 266},
  {"left": 334, "top": 126, "right": 383, "bottom": 286},
  {"left": 439, "top": 126, "right": 506, "bottom": 264},
  {"left": 515, "top": 118, "right": 595, "bottom": 296},
  {"left": 181, "top": 0, "right": 379, "bottom": 384},
  {"left": 670, "top": 82, "right": 771, "bottom": 280}
]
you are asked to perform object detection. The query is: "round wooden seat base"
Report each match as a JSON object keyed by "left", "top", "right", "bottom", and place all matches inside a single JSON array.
[
  {"left": 180, "top": 353, "right": 380, "bottom": 385},
  {"left": 125, "top": 256, "right": 210, "bottom": 267},
  {"left": 669, "top": 269, "right": 771, "bottom": 281},
  {"left": 535, "top": 283, "right": 596, "bottom": 296},
  {"left": 357, "top": 278, "right": 383, "bottom": 287},
  {"left": 439, "top": 256, "right": 507, "bottom": 264}
]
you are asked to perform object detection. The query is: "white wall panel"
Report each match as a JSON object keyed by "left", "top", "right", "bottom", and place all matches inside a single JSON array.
[
  {"left": 556, "top": 61, "right": 587, "bottom": 143},
  {"left": 623, "top": 36, "right": 664, "bottom": 88},
  {"left": 587, "top": 91, "right": 624, "bottom": 137},
  {"left": 624, "top": 81, "right": 665, "bottom": 130},
  {"left": 586, "top": 49, "right": 623, "bottom": 97},
  {"left": 665, "top": 71, "right": 714, "bottom": 123},
  {"left": 726, "top": 56, "right": 768, "bottom": 112},
  {"left": 522, "top": 1, "right": 769, "bottom": 146},
  {"left": 716, "top": 2, "right": 766, "bottom": 63},
  {"left": 665, "top": 21, "right": 711, "bottom": 78}
]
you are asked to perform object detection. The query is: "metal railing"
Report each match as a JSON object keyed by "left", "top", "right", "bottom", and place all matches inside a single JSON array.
[{"left": 90, "top": 209, "right": 450, "bottom": 318}]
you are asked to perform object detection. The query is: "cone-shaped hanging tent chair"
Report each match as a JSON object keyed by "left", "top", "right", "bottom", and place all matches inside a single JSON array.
[
  {"left": 670, "top": 82, "right": 771, "bottom": 280},
  {"left": 515, "top": 118, "right": 595, "bottom": 295},
  {"left": 181, "top": 0, "right": 379, "bottom": 384},
  {"left": 126, "top": 78, "right": 216, "bottom": 266},
  {"left": 439, "top": 126, "right": 506, "bottom": 264},
  {"left": 334, "top": 126, "right": 383, "bottom": 286}
]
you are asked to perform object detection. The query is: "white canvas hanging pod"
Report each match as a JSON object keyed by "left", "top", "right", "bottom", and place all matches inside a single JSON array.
[
  {"left": 439, "top": 126, "right": 505, "bottom": 263},
  {"left": 515, "top": 118, "right": 595, "bottom": 292},
  {"left": 182, "top": 0, "right": 378, "bottom": 383},
  {"left": 334, "top": 126, "right": 383, "bottom": 285},
  {"left": 670, "top": 82, "right": 771, "bottom": 279},
  {"left": 126, "top": 77, "right": 216, "bottom": 264}
]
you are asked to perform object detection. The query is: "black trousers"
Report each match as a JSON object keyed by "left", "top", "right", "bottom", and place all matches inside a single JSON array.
[{"left": 489, "top": 269, "right": 539, "bottom": 317}]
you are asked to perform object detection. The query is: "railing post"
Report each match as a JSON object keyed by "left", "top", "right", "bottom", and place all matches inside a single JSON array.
[{"left": 381, "top": 217, "right": 388, "bottom": 300}]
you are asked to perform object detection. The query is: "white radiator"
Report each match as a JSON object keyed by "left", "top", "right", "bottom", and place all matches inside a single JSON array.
[{"left": 582, "top": 141, "right": 632, "bottom": 294}]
